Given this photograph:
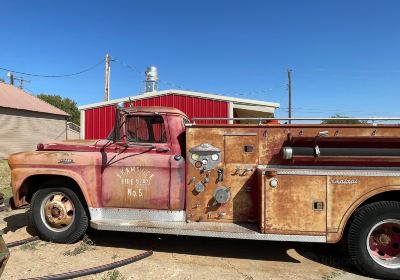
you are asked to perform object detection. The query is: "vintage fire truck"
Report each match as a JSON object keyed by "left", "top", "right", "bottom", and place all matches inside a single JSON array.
[{"left": 8, "top": 106, "right": 400, "bottom": 279}]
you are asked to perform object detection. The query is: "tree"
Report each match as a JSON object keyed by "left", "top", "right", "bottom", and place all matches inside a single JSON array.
[
  {"left": 37, "top": 94, "right": 80, "bottom": 125},
  {"left": 321, "top": 114, "right": 368, "bottom": 124}
]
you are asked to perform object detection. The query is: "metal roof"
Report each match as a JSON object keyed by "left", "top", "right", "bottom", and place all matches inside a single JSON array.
[
  {"left": 124, "top": 106, "right": 187, "bottom": 117},
  {"left": 0, "top": 83, "right": 69, "bottom": 116},
  {"left": 78, "top": 89, "right": 280, "bottom": 110}
]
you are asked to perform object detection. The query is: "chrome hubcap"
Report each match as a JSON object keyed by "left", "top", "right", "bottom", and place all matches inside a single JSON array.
[
  {"left": 367, "top": 219, "right": 400, "bottom": 269},
  {"left": 40, "top": 193, "right": 75, "bottom": 232}
]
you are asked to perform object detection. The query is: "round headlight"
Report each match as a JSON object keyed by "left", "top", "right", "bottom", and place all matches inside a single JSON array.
[
  {"left": 202, "top": 159, "right": 208, "bottom": 165},
  {"left": 211, "top": 154, "right": 219, "bottom": 161},
  {"left": 191, "top": 153, "right": 200, "bottom": 161}
]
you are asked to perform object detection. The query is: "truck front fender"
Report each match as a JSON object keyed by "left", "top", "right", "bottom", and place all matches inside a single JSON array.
[{"left": 11, "top": 168, "right": 97, "bottom": 208}]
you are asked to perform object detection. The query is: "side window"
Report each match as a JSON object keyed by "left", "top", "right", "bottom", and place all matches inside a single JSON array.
[
  {"left": 126, "top": 115, "right": 167, "bottom": 143},
  {"left": 152, "top": 122, "right": 166, "bottom": 142}
]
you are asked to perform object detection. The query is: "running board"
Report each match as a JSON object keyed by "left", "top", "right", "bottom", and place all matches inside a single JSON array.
[{"left": 90, "top": 219, "right": 326, "bottom": 243}]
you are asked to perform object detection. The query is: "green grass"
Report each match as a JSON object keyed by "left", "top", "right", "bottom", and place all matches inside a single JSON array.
[
  {"left": 20, "top": 241, "right": 40, "bottom": 251},
  {"left": 102, "top": 270, "right": 126, "bottom": 280},
  {"left": 321, "top": 270, "right": 346, "bottom": 280},
  {"left": 63, "top": 235, "right": 96, "bottom": 256},
  {"left": 0, "top": 160, "right": 12, "bottom": 199}
]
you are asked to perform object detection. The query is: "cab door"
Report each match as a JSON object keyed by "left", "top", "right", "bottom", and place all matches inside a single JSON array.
[{"left": 101, "top": 114, "right": 172, "bottom": 209}]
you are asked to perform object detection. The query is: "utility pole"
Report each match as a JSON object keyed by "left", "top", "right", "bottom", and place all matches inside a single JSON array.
[
  {"left": 18, "top": 78, "right": 28, "bottom": 89},
  {"left": 7, "top": 72, "right": 14, "bottom": 85},
  {"left": 104, "top": 53, "right": 110, "bottom": 101},
  {"left": 16, "top": 77, "right": 30, "bottom": 90},
  {"left": 288, "top": 69, "right": 292, "bottom": 124},
  {"left": 8, "top": 72, "right": 30, "bottom": 89}
]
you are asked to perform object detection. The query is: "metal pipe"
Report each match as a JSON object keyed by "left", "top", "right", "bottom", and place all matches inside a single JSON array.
[
  {"left": 192, "top": 117, "right": 400, "bottom": 121},
  {"left": 282, "top": 147, "right": 400, "bottom": 159}
]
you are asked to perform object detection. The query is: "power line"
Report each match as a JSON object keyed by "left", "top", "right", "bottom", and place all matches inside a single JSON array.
[
  {"left": 111, "top": 57, "right": 141, "bottom": 75},
  {"left": 0, "top": 59, "right": 104, "bottom": 78},
  {"left": 112, "top": 57, "right": 191, "bottom": 91},
  {"left": 23, "top": 86, "right": 35, "bottom": 94},
  {"left": 112, "top": 56, "right": 294, "bottom": 101}
]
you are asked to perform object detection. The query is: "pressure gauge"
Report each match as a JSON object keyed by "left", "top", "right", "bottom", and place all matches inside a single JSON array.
[
  {"left": 211, "top": 154, "right": 219, "bottom": 161},
  {"left": 191, "top": 153, "right": 200, "bottom": 161}
]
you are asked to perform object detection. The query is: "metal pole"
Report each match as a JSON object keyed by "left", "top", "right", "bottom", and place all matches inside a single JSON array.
[
  {"left": 7, "top": 72, "right": 14, "bottom": 85},
  {"left": 104, "top": 54, "right": 110, "bottom": 101},
  {"left": 288, "top": 69, "right": 292, "bottom": 124}
]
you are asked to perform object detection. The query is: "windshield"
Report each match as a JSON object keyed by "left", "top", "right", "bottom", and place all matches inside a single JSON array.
[
  {"left": 106, "top": 114, "right": 168, "bottom": 143},
  {"left": 126, "top": 115, "right": 167, "bottom": 143}
]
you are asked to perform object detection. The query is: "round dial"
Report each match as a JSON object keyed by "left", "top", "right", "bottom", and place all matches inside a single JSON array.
[
  {"left": 211, "top": 154, "right": 219, "bottom": 161},
  {"left": 191, "top": 153, "right": 200, "bottom": 161}
]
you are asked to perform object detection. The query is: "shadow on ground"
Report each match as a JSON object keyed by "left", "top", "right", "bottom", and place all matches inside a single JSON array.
[
  {"left": 88, "top": 228, "right": 364, "bottom": 278},
  {"left": 295, "top": 242, "right": 362, "bottom": 276},
  {"left": 1, "top": 210, "right": 36, "bottom": 236},
  {"left": 89, "top": 229, "right": 298, "bottom": 263}
]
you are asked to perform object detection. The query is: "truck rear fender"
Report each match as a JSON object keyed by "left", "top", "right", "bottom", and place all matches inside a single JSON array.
[{"left": 329, "top": 187, "right": 400, "bottom": 243}]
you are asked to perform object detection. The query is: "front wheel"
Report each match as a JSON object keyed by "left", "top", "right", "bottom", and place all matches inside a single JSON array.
[
  {"left": 347, "top": 201, "right": 400, "bottom": 279},
  {"left": 30, "top": 187, "right": 88, "bottom": 243}
]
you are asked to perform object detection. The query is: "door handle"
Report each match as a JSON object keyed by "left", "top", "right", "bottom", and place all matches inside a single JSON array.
[{"left": 155, "top": 147, "right": 170, "bottom": 153}]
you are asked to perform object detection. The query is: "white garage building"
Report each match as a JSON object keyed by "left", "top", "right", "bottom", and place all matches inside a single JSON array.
[{"left": 0, "top": 83, "right": 69, "bottom": 159}]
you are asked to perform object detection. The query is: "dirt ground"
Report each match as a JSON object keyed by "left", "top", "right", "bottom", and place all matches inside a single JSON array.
[
  {"left": 0, "top": 160, "right": 374, "bottom": 279},
  {"left": 0, "top": 208, "right": 374, "bottom": 280}
]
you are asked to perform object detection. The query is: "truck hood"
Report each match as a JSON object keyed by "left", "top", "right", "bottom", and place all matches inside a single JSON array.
[{"left": 37, "top": 139, "right": 109, "bottom": 152}]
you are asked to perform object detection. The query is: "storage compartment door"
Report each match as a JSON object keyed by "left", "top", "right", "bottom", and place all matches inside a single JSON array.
[{"left": 262, "top": 175, "right": 327, "bottom": 235}]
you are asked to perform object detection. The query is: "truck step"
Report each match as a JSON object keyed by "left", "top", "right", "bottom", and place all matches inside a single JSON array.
[{"left": 90, "top": 219, "right": 326, "bottom": 242}]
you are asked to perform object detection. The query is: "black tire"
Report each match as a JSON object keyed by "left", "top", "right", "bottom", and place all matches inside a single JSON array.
[
  {"left": 30, "top": 186, "right": 89, "bottom": 243},
  {"left": 347, "top": 201, "right": 400, "bottom": 279}
]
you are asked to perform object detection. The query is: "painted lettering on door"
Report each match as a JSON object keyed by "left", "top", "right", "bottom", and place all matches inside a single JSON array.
[{"left": 116, "top": 166, "right": 154, "bottom": 198}]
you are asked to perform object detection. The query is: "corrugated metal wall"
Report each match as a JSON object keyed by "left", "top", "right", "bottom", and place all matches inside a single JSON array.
[
  {"left": 84, "top": 94, "right": 228, "bottom": 139},
  {"left": 84, "top": 105, "right": 115, "bottom": 140},
  {"left": 0, "top": 107, "right": 66, "bottom": 159}
]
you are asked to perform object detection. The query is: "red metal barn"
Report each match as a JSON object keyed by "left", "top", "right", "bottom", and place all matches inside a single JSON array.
[{"left": 79, "top": 90, "right": 279, "bottom": 140}]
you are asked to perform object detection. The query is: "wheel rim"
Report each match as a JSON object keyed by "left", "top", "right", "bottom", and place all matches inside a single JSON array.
[
  {"left": 40, "top": 192, "right": 75, "bottom": 232},
  {"left": 367, "top": 219, "right": 400, "bottom": 269}
]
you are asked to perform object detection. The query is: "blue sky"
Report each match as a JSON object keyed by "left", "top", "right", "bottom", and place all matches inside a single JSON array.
[{"left": 0, "top": 0, "right": 399, "bottom": 118}]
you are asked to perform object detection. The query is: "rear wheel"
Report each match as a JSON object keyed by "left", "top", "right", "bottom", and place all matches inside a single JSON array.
[
  {"left": 347, "top": 201, "right": 400, "bottom": 279},
  {"left": 30, "top": 186, "right": 88, "bottom": 243}
]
